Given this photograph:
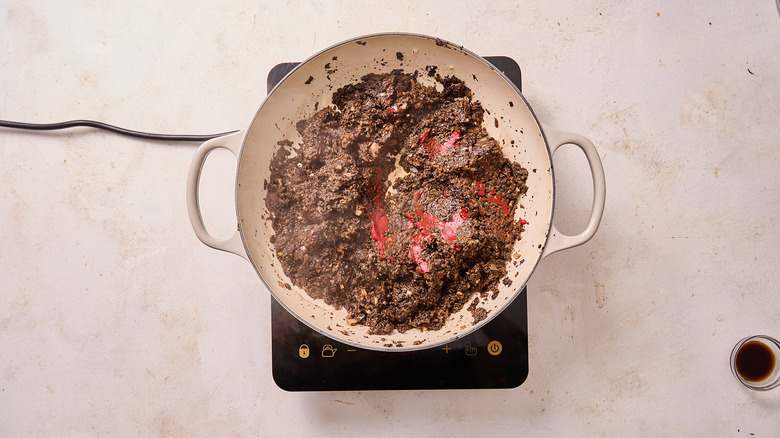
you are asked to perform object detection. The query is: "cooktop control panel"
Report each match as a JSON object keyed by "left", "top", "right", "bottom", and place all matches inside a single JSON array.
[
  {"left": 271, "top": 288, "right": 528, "bottom": 391},
  {"left": 268, "top": 57, "right": 529, "bottom": 391}
]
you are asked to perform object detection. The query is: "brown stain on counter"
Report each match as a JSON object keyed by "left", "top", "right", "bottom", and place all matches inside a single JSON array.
[
  {"left": 6, "top": 6, "right": 51, "bottom": 54},
  {"left": 594, "top": 281, "right": 606, "bottom": 309}
]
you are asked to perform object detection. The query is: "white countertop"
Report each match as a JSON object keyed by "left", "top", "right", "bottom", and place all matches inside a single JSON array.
[{"left": 2, "top": 1, "right": 780, "bottom": 436}]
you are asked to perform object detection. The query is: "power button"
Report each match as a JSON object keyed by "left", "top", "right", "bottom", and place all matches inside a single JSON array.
[{"left": 487, "top": 340, "right": 502, "bottom": 356}]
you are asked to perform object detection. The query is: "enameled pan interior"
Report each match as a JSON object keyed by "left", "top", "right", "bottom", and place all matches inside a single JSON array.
[{"left": 236, "top": 33, "right": 553, "bottom": 351}]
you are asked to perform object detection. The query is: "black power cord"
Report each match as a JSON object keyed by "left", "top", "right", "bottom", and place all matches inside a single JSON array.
[{"left": 0, "top": 119, "right": 237, "bottom": 142}]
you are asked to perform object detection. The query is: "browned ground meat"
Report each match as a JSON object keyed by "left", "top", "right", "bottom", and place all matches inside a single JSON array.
[{"left": 266, "top": 70, "right": 527, "bottom": 334}]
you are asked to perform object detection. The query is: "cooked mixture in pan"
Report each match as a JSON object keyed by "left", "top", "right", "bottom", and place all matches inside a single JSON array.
[{"left": 266, "top": 70, "right": 528, "bottom": 334}]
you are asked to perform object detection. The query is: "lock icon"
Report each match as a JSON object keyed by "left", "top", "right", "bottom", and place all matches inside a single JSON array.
[{"left": 298, "top": 344, "right": 310, "bottom": 358}]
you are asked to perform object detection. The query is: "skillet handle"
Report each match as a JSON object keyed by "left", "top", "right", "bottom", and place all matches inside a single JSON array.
[
  {"left": 185, "top": 130, "right": 248, "bottom": 260},
  {"left": 540, "top": 125, "right": 606, "bottom": 259}
]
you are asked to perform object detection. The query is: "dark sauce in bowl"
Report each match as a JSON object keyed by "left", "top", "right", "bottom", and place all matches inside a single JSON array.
[{"left": 735, "top": 341, "right": 776, "bottom": 382}]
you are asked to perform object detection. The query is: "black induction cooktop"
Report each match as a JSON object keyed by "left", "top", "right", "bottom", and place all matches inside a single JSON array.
[{"left": 267, "top": 57, "right": 529, "bottom": 391}]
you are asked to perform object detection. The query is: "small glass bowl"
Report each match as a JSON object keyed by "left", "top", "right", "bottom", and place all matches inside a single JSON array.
[{"left": 730, "top": 335, "right": 780, "bottom": 391}]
